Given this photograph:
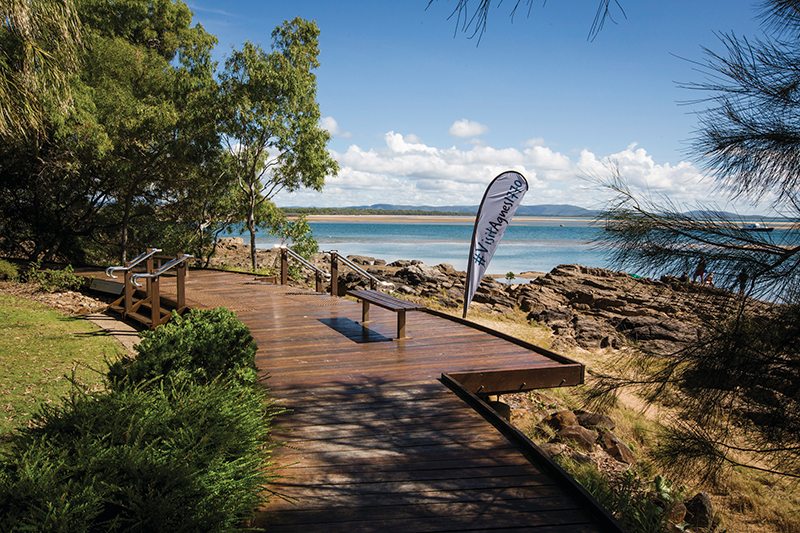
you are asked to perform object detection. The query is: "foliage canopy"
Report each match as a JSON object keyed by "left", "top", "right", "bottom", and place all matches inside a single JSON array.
[{"left": 0, "top": 2, "right": 335, "bottom": 268}]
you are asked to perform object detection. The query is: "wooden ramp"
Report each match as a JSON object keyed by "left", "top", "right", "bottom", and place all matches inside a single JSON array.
[{"left": 148, "top": 270, "right": 623, "bottom": 532}]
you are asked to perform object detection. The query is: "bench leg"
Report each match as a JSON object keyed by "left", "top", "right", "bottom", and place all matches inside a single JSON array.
[
  {"left": 397, "top": 309, "right": 407, "bottom": 340},
  {"left": 361, "top": 300, "right": 370, "bottom": 324}
]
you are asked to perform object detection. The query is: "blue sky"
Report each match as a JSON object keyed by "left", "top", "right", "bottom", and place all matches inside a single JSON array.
[{"left": 187, "top": 1, "right": 768, "bottom": 213}]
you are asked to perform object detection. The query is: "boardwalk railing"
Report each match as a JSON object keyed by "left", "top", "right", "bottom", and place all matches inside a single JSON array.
[
  {"left": 106, "top": 251, "right": 192, "bottom": 329},
  {"left": 328, "top": 250, "right": 394, "bottom": 297},
  {"left": 276, "top": 245, "right": 330, "bottom": 293},
  {"left": 105, "top": 248, "right": 162, "bottom": 315}
]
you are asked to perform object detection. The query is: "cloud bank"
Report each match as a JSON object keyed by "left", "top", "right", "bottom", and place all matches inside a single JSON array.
[{"left": 275, "top": 126, "right": 739, "bottom": 212}]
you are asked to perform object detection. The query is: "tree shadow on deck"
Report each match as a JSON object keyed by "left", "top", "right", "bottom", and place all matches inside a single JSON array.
[{"left": 255, "top": 378, "right": 589, "bottom": 533}]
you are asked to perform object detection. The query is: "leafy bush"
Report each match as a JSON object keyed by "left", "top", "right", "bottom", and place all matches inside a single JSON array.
[
  {"left": 0, "top": 378, "right": 282, "bottom": 532},
  {"left": 22, "top": 262, "right": 86, "bottom": 292},
  {"left": 0, "top": 259, "right": 18, "bottom": 281},
  {"left": 557, "top": 458, "right": 672, "bottom": 533},
  {"left": 108, "top": 308, "right": 258, "bottom": 389}
]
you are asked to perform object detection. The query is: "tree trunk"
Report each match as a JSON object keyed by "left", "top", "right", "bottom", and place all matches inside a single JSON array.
[
  {"left": 120, "top": 187, "right": 135, "bottom": 264},
  {"left": 248, "top": 217, "right": 257, "bottom": 272}
]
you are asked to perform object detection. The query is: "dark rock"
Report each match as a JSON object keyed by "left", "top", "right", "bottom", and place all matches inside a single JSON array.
[
  {"left": 539, "top": 442, "right": 569, "bottom": 458},
  {"left": 616, "top": 315, "right": 698, "bottom": 351},
  {"left": 347, "top": 255, "right": 375, "bottom": 265},
  {"left": 599, "top": 430, "right": 637, "bottom": 464},
  {"left": 554, "top": 426, "right": 598, "bottom": 453},
  {"left": 396, "top": 263, "right": 448, "bottom": 285},
  {"left": 600, "top": 335, "right": 617, "bottom": 348},
  {"left": 572, "top": 315, "right": 615, "bottom": 348},
  {"left": 436, "top": 263, "right": 459, "bottom": 276},
  {"left": 667, "top": 502, "right": 687, "bottom": 524},
  {"left": 570, "top": 451, "right": 595, "bottom": 465},
  {"left": 542, "top": 410, "right": 578, "bottom": 431},
  {"left": 396, "top": 285, "right": 416, "bottom": 295},
  {"left": 533, "top": 306, "right": 574, "bottom": 328},
  {"left": 437, "top": 297, "right": 459, "bottom": 308},
  {"left": 575, "top": 410, "right": 616, "bottom": 430},
  {"left": 685, "top": 492, "right": 714, "bottom": 529}
]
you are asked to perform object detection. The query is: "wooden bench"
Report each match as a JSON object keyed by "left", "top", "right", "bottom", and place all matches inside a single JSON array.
[
  {"left": 346, "top": 289, "right": 426, "bottom": 340},
  {"left": 88, "top": 278, "right": 125, "bottom": 296}
]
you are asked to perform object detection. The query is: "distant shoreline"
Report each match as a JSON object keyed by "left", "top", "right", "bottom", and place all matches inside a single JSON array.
[
  {"left": 295, "top": 214, "right": 596, "bottom": 225},
  {"left": 294, "top": 213, "right": 797, "bottom": 228}
]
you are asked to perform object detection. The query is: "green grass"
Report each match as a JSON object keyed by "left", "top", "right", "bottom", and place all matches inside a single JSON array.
[{"left": 0, "top": 293, "right": 123, "bottom": 435}]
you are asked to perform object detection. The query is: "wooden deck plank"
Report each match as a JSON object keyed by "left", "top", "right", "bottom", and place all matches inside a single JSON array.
[{"left": 140, "top": 269, "right": 624, "bottom": 532}]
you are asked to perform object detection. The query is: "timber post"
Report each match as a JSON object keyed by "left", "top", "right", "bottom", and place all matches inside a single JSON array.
[
  {"left": 176, "top": 253, "right": 187, "bottom": 309},
  {"left": 281, "top": 248, "right": 289, "bottom": 285},
  {"left": 330, "top": 251, "right": 339, "bottom": 297}
]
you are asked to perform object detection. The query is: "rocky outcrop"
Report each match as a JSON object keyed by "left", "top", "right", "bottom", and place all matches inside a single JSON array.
[
  {"left": 209, "top": 239, "right": 772, "bottom": 354},
  {"left": 503, "top": 392, "right": 714, "bottom": 532},
  {"left": 322, "top": 260, "right": 771, "bottom": 354}
]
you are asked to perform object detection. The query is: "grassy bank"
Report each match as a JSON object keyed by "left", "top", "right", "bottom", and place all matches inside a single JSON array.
[
  {"left": 0, "top": 294, "right": 281, "bottom": 531},
  {"left": 0, "top": 293, "right": 123, "bottom": 435}
]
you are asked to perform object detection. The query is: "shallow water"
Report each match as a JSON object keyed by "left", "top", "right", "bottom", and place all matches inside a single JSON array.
[{"left": 254, "top": 218, "right": 613, "bottom": 275}]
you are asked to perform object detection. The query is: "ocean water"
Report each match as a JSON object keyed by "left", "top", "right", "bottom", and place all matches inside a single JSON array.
[{"left": 253, "top": 218, "right": 613, "bottom": 276}]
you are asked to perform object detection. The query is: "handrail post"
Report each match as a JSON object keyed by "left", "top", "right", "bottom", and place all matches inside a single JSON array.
[
  {"left": 176, "top": 253, "right": 186, "bottom": 309},
  {"left": 330, "top": 251, "right": 339, "bottom": 297},
  {"left": 123, "top": 269, "right": 133, "bottom": 314},
  {"left": 315, "top": 271, "right": 324, "bottom": 293},
  {"left": 151, "top": 274, "right": 161, "bottom": 328},
  {"left": 281, "top": 247, "right": 288, "bottom": 285},
  {"left": 146, "top": 248, "right": 155, "bottom": 297}
]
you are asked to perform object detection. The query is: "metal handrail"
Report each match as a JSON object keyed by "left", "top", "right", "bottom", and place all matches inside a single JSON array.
[
  {"left": 105, "top": 248, "right": 162, "bottom": 279},
  {"left": 131, "top": 254, "right": 193, "bottom": 287},
  {"left": 275, "top": 245, "right": 330, "bottom": 279},
  {"left": 327, "top": 251, "right": 395, "bottom": 292}
]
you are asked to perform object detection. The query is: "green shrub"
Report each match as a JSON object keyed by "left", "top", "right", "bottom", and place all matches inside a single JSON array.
[
  {"left": 23, "top": 262, "right": 86, "bottom": 292},
  {"left": 556, "top": 458, "right": 671, "bottom": 533},
  {"left": 108, "top": 308, "right": 258, "bottom": 389},
  {"left": 0, "top": 259, "right": 18, "bottom": 281},
  {"left": 0, "top": 378, "right": 282, "bottom": 532}
]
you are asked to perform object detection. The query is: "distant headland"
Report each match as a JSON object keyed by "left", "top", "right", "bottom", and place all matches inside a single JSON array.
[{"left": 280, "top": 204, "right": 600, "bottom": 217}]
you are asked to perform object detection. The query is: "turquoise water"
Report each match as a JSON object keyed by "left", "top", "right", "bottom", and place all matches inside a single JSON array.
[{"left": 254, "top": 218, "right": 612, "bottom": 275}]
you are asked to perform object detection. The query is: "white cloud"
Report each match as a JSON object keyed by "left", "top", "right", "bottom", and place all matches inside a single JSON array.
[
  {"left": 448, "top": 119, "right": 489, "bottom": 138},
  {"left": 273, "top": 132, "right": 765, "bottom": 213},
  {"left": 320, "top": 116, "right": 340, "bottom": 134},
  {"left": 320, "top": 116, "right": 352, "bottom": 138},
  {"left": 523, "top": 137, "right": 545, "bottom": 147}
]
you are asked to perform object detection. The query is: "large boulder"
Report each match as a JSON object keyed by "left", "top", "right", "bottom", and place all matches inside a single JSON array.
[{"left": 396, "top": 263, "right": 448, "bottom": 285}]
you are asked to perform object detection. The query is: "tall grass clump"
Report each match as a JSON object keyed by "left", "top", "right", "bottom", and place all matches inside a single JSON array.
[
  {"left": 0, "top": 259, "right": 18, "bottom": 281},
  {"left": 0, "top": 307, "right": 281, "bottom": 532},
  {"left": 556, "top": 457, "right": 678, "bottom": 533}
]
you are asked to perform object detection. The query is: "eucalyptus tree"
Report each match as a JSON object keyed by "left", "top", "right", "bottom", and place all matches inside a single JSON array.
[
  {"left": 76, "top": 0, "right": 220, "bottom": 262},
  {"left": 594, "top": 0, "right": 800, "bottom": 480},
  {"left": 0, "top": 0, "right": 220, "bottom": 263},
  {"left": 219, "top": 18, "right": 338, "bottom": 272}
]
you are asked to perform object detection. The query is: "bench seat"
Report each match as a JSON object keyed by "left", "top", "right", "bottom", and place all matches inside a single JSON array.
[{"left": 347, "top": 289, "right": 426, "bottom": 340}]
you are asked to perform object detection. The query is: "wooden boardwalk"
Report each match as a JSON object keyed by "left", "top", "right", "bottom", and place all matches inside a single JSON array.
[{"left": 131, "top": 269, "right": 624, "bottom": 532}]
